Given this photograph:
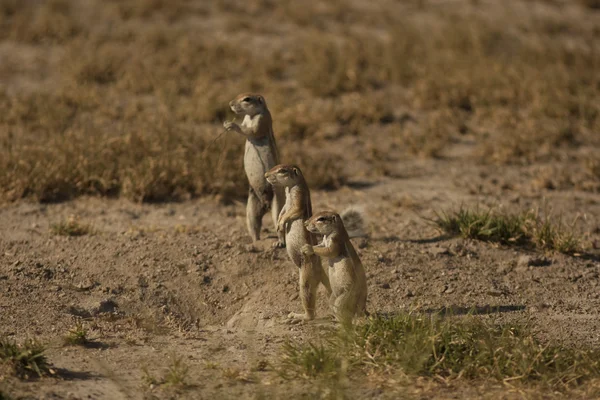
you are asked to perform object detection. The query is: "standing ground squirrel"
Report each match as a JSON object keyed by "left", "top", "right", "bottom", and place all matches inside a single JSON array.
[
  {"left": 223, "top": 93, "right": 285, "bottom": 246},
  {"left": 302, "top": 211, "right": 368, "bottom": 326},
  {"left": 265, "top": 164, "right": 332, "bottom": 321}
]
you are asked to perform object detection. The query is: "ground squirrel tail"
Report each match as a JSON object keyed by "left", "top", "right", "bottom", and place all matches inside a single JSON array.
[{"left": 340, "top": 206, "right": 368, "bottom": 238}]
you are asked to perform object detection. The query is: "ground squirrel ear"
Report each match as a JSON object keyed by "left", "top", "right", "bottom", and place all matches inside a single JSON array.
[
  {"left": 332, "top": 215, "right": 337, "bottom": 222},
  {"left": 257, "top": 96, "right": 264, "bottom": 104},
  {"left": 292, "top": 167, "right": 299, "bottom": 176}
]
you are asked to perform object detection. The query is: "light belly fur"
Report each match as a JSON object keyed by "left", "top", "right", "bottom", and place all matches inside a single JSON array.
[
  {"left": 286, "top": 219, "right": 310, "bottom": 267},
  {"left": 244, "top": 138, "right": 276, "bottom": 195}
]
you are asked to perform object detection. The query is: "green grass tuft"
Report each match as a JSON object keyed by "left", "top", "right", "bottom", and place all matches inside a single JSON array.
[
  {"left": 142, "top": 355, "right": 189, "bottom": 389},
  {"left": 432, "top": 206, "right": 583, "bottom": 254},
  {"left": 0, "top": 337, "right": 51, "bottom": 379},
  {"left": 63, "top": 322, "right": 88, "bottom": 346},
  {"left": 279, "top": 313, "right": 600, "bottom": 391},
  {"left": 434, "top": 207, "right": 528, "bottom": 245},
  {"left": 280, "top": 341, "right": 341, "bottom": 379},
  {"left": 164, "top": 356, "right": 189, "bottom": 387}
]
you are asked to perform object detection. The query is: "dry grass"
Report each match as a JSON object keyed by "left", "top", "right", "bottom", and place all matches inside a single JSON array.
[
  {"left": 50, "top": 215, "right": 92, "bottom": 236},
  {"left": 0, "top": 0, "right": 598, "bottom": 203}
]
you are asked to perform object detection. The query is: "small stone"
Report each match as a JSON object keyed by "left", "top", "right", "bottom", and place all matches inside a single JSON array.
[
  {"left": 289, "top": 293, "right": 299, "bottom": 301},
  {"left": 380, "top": 282, "right": 391, "bottom": 289},
  {"left": 487, "top": 289, "right": 503, "bottom": 297},
  {"left": 430, "top": 246, "right": 450, "bottom": 256},
  {"left": 517, "top": 255, "right": 532, "bottom": 268},
  {"left": 445, "top": 287, "right": 455, "bottom": 294},
  {"left": 405, "top": 289, "right": 414, "bottom": 298},
  {"left": 75, "top": 280, "right": 95, "bottom": 291},
  {"left": 244, "top": 244, "right": 261, "bottom": 253}
]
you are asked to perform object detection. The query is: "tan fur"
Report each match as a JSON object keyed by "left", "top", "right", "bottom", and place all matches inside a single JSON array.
[
  {"left": 224, "top": 93, "right": 284, "bottom": 245},
  {"left": 302, "top": 211, "right": 368, "bottom": 326},
  {"left": 265, "top": 165, "right": 332, "bottom": 321}
]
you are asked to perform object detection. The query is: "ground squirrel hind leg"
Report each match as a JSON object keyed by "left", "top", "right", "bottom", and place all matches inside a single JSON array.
[
  {"left": 247, "top": 189, "right": 264, "bottom": 242},
  {"left": 287, "top": 268, "right": 317, "bottom": 322},
  {"left": 271, "top": 188, "right": 285, "bottom": 248},
  {"left": 315, "top": 257, "right": 332, "bottom": 295},
  {"left": 333, "top": 291, "right": 355, "bottom": 327}
]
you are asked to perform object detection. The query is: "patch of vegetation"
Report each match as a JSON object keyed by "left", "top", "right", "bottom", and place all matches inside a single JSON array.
[
  {"left": 164, "top": 356, "right": 189, "bottom": 386},
  {"left": 221, "top": 367, "right": 240, "bottom": 380},
  {"left": 432, "top": 206, "right": 583, "bottom": 254},
  {"left": 50, "top": 215, "right": 92, "bottom": 237},
  {"left": 0, "top": 337, "right": 51, "bottom": 379},
  {"left": 280, "top": 313, "right": 600, "bottom": 392},
  {"left": 0, "top": 0, "right": 598, "bottom": 203},
  {"left": 433, "top": 207, "right": 529, "bottom": 245},
  {"left": 585, "top": 156, "right": 600, "bottom": 181},
  {"left": 280, "top": 342, "right": 341, "bottom": 379},
  {"left": 529, "top": 213, "right": 582, "bottom": 255},
  {"left": 63, "top": 322, "right": 88, "bottom": 346},
  {"left": 221, "top": 367, "right": 256, "bottom": 383},
  {"left": 142, "top": 355, "right": 189, "bottom": 389},
  {"left": 0, "top": 391, "right": 14, "bottom": 400}
]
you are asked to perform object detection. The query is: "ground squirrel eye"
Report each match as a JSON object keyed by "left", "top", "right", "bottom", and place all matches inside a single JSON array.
[
  {"left": 316, "top": 217, "right": 326, "bottom": 222},
  {"left": 243, "top": 97, "right": 251, "bottom": 102}
]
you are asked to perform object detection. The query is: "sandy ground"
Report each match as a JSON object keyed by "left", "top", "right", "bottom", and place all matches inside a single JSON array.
[{"left": 1, "top": 153, "right": 599, "bottom": 399}]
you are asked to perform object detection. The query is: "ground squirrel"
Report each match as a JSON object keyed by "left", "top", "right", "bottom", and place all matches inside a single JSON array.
[
  {"left": 266, "top": 164, "right": 367, "bottom": 322},
  {"left": 265, "top": 164, "right": 332, "bottom": 321},
  {"left": 302, "top": 211, "right": 368, "bottom": 326},
  {"left": 223, "top": 93, "right": 285, "bottom": 246}
]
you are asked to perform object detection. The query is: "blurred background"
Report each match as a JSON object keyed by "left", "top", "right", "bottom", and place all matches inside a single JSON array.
[{"left": 0, "top": 0, "right": 598, "bottom": 203}]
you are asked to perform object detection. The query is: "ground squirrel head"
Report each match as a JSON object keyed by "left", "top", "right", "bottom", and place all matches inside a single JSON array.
[
  {"left": 229, "top": 93, "right": 267, "bottom": 117},
  {"left": 305, "top": 211, "right": 344, "bottom": 236},
  {"left": 265, "top": 164, "right": 304, "bottom": 187}
]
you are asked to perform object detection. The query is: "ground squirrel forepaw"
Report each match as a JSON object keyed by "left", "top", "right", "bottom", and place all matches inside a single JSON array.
[{"left": 301, "top": 244, "right": 313, "bottom": 255}]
